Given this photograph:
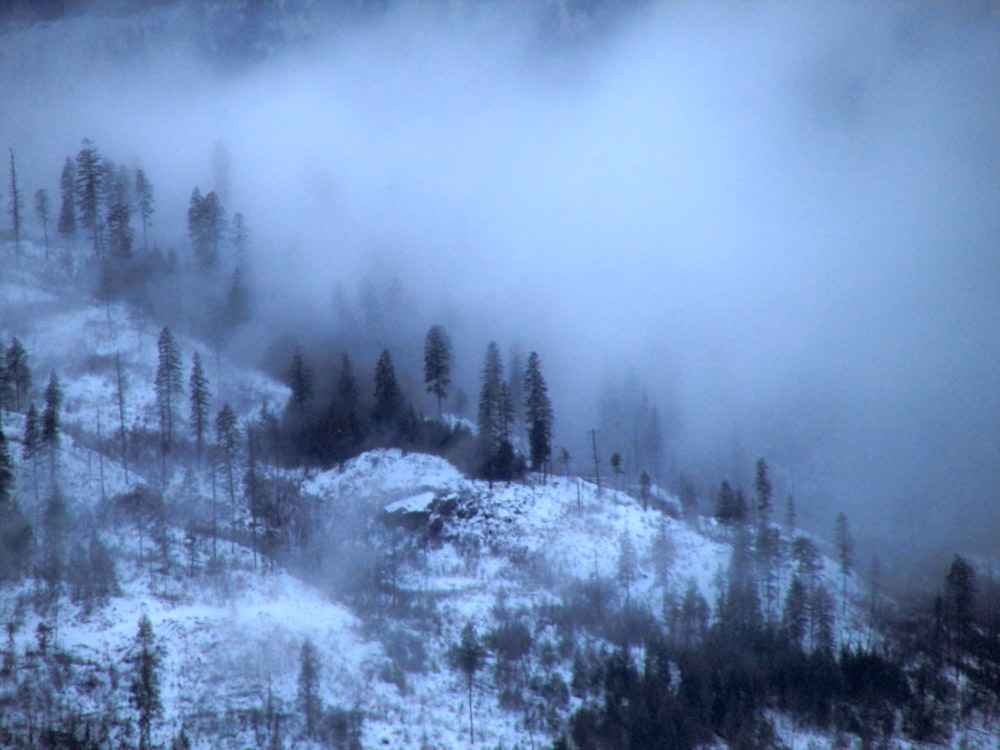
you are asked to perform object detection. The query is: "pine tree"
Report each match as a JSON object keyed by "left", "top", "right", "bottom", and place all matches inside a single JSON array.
[
  {"left": 782, "top": 574, "right": 808, "bottom": 648},
  {"left": 135, "top": 168, "right": 154, "bottom": 252},
  {"left": 22, "top": 402, "right": 40, "bottom": 509},
  {"left": 523, "top": 351, "right": 553, "bottom": 477},
  {"left": 129, "top": 614, "right": 164, "bottom": 750},
  {"left": 5, "top": 337, "right": 31, "bottom": 412},
  {"left": 0, "top": 421, "right": 32, "bottom": 583},
  {"left": 230, "top": 211, "right": 249, "bottom": 261},
  {"left": 75, "top": 139, "right": 104, "bottom": 258},
  {"left": 155, "top": 328, "right": 183, "bottom": 455},
  {"left": 448, "top": 622, "right": 486, "bottom": 745},
  {"left": 754, "top": 458, "right": 772, "bottom": 525},
  {"left": 105, "top": 167, "right": 134, "bottom": 261},
  {"left": 944, "top": 554, "right": 976, "bottom": 654},
  {"left": 189, "top": 352, "right": 211, "bottom": 464},
  {"left": 287, "top": 349, "right": 312, "bottom": 407},
  {"left": 372, "top": 348, "right": 403, "bottom": 434},
  {"left": 34, "top": 188, "right": 51, "bottom": 262},
  {"left": 297, "top": 637, "right": 322, "bottom": 740},
  {"left": 41, "top": 371, "right": 62, "bottom": 480},
  {"left": 835, "top": 511, "right": 855, "bottom": 619},
  {"left": 215, "top": 404, "right": 239, "bottom": 551},
  {"left": 188, "top": 188, "right": 225, "bottom": 269},
  {"left": 477, "top": 342, "right": 511, "bottom": 486},
  {"left": 8, "top": 149, "right": 23, "bottom": 264},
  {"left": 423, "top": 324, "right": 452, "bottom": 419},
  {"left": 57, "top": 157, "right": 77, "bottom": 246}
]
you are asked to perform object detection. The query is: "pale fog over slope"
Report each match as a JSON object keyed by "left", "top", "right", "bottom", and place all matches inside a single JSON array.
[{"left": 2, "top": 0, "right": 999, "bottom": 578}]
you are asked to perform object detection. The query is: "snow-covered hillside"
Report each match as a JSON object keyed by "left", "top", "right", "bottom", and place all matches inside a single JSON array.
[{"left": 3, "top": 251, "right": 996, "bottom": 750}]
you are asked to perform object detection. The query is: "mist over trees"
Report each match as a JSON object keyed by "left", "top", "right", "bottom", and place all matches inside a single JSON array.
[{"left": 0, "top": 2, "right": 998, "bottom": 747}]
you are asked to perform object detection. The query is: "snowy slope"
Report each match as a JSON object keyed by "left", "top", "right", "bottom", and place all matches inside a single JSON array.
[{"left": 0, "top": 252, "right": 897, "bottom": 750}]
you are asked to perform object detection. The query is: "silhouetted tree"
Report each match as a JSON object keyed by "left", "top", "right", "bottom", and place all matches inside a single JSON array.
[
  {"left": 372, "top": 349, "right": 404, "bottom": 436},
  {"left": 944, "top": 554, "right": 976, "bottom": 656},
  {"left": 4, "top": 337, "right": 30, "bottom": 412},
  {"left": 135, "top": 168, "right": 154, "bottom": 252},
  {"left": 297, "top": 637, "right": 322, "bottom": 740},
  {"left": 714, "top": 480, "right": 746, "bottom": 526},
  {"left": 523, "top": 351, "right": 553, "bottom": 477},
  {"left": 8, "top": 149, "right": 23, "bottom": 264},
  {"left": 155, "top": 328, "right": 183, "bottom": 454},
  {"left": 129, "top": 613, "right": 164, "bottom": 750},
  {"left": 105, "top": 167, "right": 134, "bottom": 261},
  {"left": 423, "top": 324, "right": 452, "bottom": 418},
  {"left": 287, "top": 349, "right": 312, "bottom": 407},
  {"left": 34, "top": 188, "right": 51, "bottom": 261},
  {"left": 75, "top": 139, "right": 104, "bottom": 257},
  {"left": 478, "top": 342, "right": 513, "bottom": 486},
  {"left": 22, "top": 402, "right": 40, "bottom": 508},
  {"left": 215, "top": 404, "right": 239, "bottom": 551},
  {"left": 188, "top": 188, "right": 225, "bottom": 269},
  {"left": 449, "top": 622, "right": 486, "bottom": 745},
  {"left": 57, "top": 157, "right": 77, "bottom": 247},
  {"left": 0, "top": 421, "right": 32, "bottom": 583},
  {"left": 835, "top": 511, "right": 855, "bottom": 618},
  {"left": 41, "top": 371, "right": 61, "bottom": 480},
  {"left": 754, "top": 458, "right": 772, "bottom": 525},
  {"left": 189, "top": 352, "right": 210, "bottom": 464}
]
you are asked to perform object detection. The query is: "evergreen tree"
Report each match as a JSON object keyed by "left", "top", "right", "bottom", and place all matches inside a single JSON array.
[
  {"left": 75, "top": 139, "right": 104, "bottom": 257},
  {"left": 22, "top": 402, "right": 40, "bottom": 508},
  {"left": 57, "top": 157, "right": 77, "bottom": 246},
  {"left": 810, "top": 585, "right": 835, "bottom": 657},
  {"left": 523, "top": 351, "right": 554, "bottom": 477},
  {"left": 448, "top": 622, "right": 486, "bottom": 745},
  {"left": 714, "top": 480, "right": 746, "bottom": 526},
  {"left": 188, "top": 188, "right": 225, "bottom": 269},
  {"left": 189, "top": 352, "right": 211, "bottom": 464},
  {"left": 129, "top": 613, "right": 164, "bottom": 750},
  {"left": 477, "top": 342, "right": 513, "bottom": 485},
  {"left": 105, "top": 167, "right": 134, "bottom": 261},
  {"left": 230, "top": 211, "right": 249, "bottom": 261},
  {"left": 372, "top": 348, "right": 404, "bottom": 434},
  {"left": 754, "top": 458, "right": 772, "bottom": 525},
  {"left": 287, "top": 349, "right": 312, "bottom": 407},
  {"left": 41, "top": 371, "right": 62, "bottom": 479},
  {"left": 8, "top": 149, "right": 23, "bottom": 263},
  {"left": 835, "top": 511, "right": 855, "bottom": 619},
  {"left": 215, "top": 404, "right": 239, "bottom": 550},
  {"left": 0, "top": 421, "right": 31, "bottom": 583},
  {"left": 135, "top": 168, "right": 154, "bottom": 252},
  {"left": 423, "top": 324, "right": 452, "bottom": 419},
  {"left": 782, "top": 574, "right": 808, "bottom": 648},
  {"left": 155, "top": 328, "right": 183, "bottom": 454},
  {"left": 297, "top": 637, "right": 322, "bottom": 740},
  {"left": 4, "top": 337, "right": 31, "bottom": 412},
  {"left": 34, "top": 188, "right": 51, "bottom": 261},
  {"left": 331, "top": 353, "right": 362, "bottom": 458},
  {"left": 944, "top": 554, "right": 976, "bottom": 654}
]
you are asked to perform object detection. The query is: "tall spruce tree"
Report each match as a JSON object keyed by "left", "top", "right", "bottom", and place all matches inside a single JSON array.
[
  {"left": 189, "top": 352, "right": 210, "bottom": 464},
  {"left": 477, "top": 341, "right": 512, "bottom": 485},
  {"left": 834, "top": 511, "right": 855, "bottom": 619},
  {"left": 215, "top": 404, "right": 238, "bottom": 551},
  {"left": 41, "top": 371, "right": 62, "bottom": 480},
  {"left": 423, "top": 324, "right": 452, "bottom": 419},
  {"left": 0, "top": 421, "right": 31, "bottom": 583},
  {"left": 523, "top": 351, "right": 554, "bottom": 477},
  {"left": 129, "top": 614, "right": 164, "bottom": 750},
  {"left": 135, "top": 168, "right": 154, "bottom": 252},
  {"left": 155, "top": 328, "right": 183, "bottom": 455},
  {"left": 22, "top": 402, "right": 40, "bottom": 508},
  {"left": 75, "top": 139, "right": 104, "bottom": 258},
  {"left": 105, "top": 167, "right": 134, "bottom": 261},
  {"left": 754, "top": 458, "right": 772, "bottom": 525},
  {"left": 373, "top": 349, "right": 404, "bottom": 434},
  {"left": 8, "top": 149, "right": 23, "bottom": 264},
  {"left": 58, "top": 157, "right": 77, "bottom": 246},
  {"left": 297, "top": 637, "right": 322, "bottom": 740},
  {"left": 34, "top": 188, "right": 51, "bottom": 261},
  {"left": 5, "top": 337, "right": 30, "bottom": 412}
]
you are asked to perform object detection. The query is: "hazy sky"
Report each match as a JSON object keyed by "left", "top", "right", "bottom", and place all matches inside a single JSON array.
[{"left": 3, "top": 0, "right": 998, "bottom": 580}]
